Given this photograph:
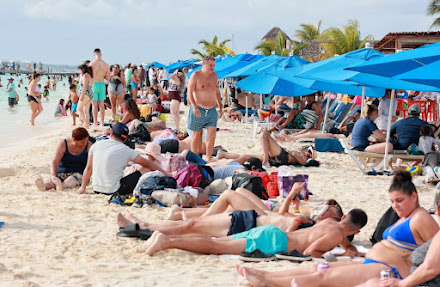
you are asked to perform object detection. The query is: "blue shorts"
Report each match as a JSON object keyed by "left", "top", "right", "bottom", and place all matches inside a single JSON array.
[
  {"left": 72, "top": 102, "right": 78, "bottom": 113},
  {"left": 92, "top": 82, "right": 106, "bottom": 101},
  {"left": 187, "top": 105, "right": 217, "bottom": 132},
  {"left": 232, "top": 225, "right": 287, "bottom": 254}
]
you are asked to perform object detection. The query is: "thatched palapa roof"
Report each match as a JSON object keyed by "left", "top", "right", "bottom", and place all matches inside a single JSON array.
[{"left": 262, "top": 26, "right": 291, "bottom": 42}]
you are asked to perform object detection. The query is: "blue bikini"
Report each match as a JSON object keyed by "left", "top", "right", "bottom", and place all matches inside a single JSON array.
[{"left": 363, "top": 215, "right": 419, "bottom": 279}]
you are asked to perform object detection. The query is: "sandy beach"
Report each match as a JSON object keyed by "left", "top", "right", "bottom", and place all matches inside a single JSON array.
[{"left": 0, "top": 106, "right": 437, "bottom": 287}]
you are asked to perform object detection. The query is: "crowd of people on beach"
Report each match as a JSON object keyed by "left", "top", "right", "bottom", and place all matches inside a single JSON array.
[{"left": 10, "top": 47, "right": 440, "bottom": 286}]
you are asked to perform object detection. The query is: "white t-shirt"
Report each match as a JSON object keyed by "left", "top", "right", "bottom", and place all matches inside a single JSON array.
[
  {"left": 418, "top": 136, "right": 440, "bottom": 154},
  {"left": 159, "top": 70, "right": 169, "bottom": 81},
  {"left": 378, "top": 97, "right": 397, "bottom": 130},
  {"left": 89, "top": 139, "right": 139, "bottom": 194},
  {"left": 149, "top": 68, "right": 156, "bottom": 81},
  {"left": 146, "top": 94, "right": 157, "bottom": 108}
]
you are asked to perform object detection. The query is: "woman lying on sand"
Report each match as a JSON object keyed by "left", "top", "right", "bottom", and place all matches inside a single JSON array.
[
  {"left": 236, "top": 171, "right": 439, "bottom": 287},
  {"left": 35, "top": 127, "right": 92, "bottom": 191}
]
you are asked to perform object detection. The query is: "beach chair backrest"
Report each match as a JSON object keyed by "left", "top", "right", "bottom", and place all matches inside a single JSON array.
[
  {"left": 321, "top": 98, "right": 335, "bottom": 115},
  {"left": 333, "top": 102, "right": 346, "bottom": 119},
  {"left": 328, "top": 100, "right": 339, "bottom": 113},
  {"left": 334, "top": 103, "right": 355, "bottom": 124}
]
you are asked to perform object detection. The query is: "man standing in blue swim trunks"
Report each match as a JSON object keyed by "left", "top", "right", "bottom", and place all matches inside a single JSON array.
[
  {"left": 187, "top": 55, "right": 223, "bottom": 162},
  {"left": 145, "top": 209, "right": 367, "bottom": 257},
  {"left": 89, "top": 48, "right": 110, "bottom": 127}
]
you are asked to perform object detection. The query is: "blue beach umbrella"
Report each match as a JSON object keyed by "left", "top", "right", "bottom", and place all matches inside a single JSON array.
[
  {"left": 223, "top": 54, "right": 282, "bottom": 78},
  {"left": 346, "top": 43, "right": 440, "bottom": 77},
  {"left": 272, "top": 49, "right": 386, "bottom": 97},
  {"left": 166, "top": 59, "right": 201, "bottom": 73},
  {"left": 145, "top": 61, "right": 166, "bottom": 68},
  {"left": 216, "top": 54, "right": 266, "bottom": 78},
  {"left": 394, "top": 60, "right": 440, "bottom": 88}
]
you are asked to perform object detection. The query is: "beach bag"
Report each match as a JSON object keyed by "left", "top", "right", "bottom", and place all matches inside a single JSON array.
[
  {"left": 173, "top": 164, "right": 202, "bottom": 188},
  {"left": 162, "top": 153, "right": 186, "bottom": 173},
  {"left": 370, "top": 207, "right": 399, "bottom": 245},
  {"left": 277, "top": 174, "right": 309, "bottom": 200},
  {"left": 422, "top": 151, "right": 440, "bottom": 168},
  {"left": 134, "top": 123, "right": 151, "bottom": 142},
  {"left": 231, "top": 173, "right": 269, "bottom": 200},
  {"left": 139, "top": 176, "right": 178, "bottom": 196},
  {"left": 407, "top": 144, "right": 424, "bottom": 155}
]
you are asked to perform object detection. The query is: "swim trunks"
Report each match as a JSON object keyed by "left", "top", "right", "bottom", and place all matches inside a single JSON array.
[
  {"left": 269, "top": 148, "right": 290, "bottom": 167},
  {"left": 92, "top": 81, "right": 106, "bottom": 101},
  {"left": 187, "top": 105, "right": 217, "bottom": 131},
  {"left": 232, "top": 225, "right": 288, "bottom": 254},
  {"left": 71, "top": 102, "right": 78, "bottom": 113},
  {"left": 228, "top": 210, "right": 258, "bottom": 236},
  {"left": 159, "top": 139, "right": 179, "bottom": 154}
]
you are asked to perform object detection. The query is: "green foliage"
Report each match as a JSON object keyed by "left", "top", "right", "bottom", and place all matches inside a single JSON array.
[
  {"left": 255, "top": 31, "right": 291, "bottom": 56},
  {"left": 427, "top": 0, "right": 440, "bottom": 29},
  {"left": 190, "top": 36, "right": 236, "bottom": 59}
]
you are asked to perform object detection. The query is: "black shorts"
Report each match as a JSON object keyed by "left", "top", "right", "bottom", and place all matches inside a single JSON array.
[
  {"left": 8, "top": 98, "right": 16, "bottom": 106},
  {"left": 269, "top": 148, "right": 290, "bottom": 167},
  {"left": 227, "top": 210, "right": 258, "bottom": 236},
  {"left": 352, "top": 146, "right": 367, "bottom": 151},
  {"left": 116, "top": 171, "right": 142, "bottom": 195},
  {"left": 27, "top": 95, "right": 38, "bottom": 103},
  {"left": 160, "top": 139, "right": 179, "bottom": 153}
]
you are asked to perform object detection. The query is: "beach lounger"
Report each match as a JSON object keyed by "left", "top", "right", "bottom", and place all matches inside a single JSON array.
[{"left": 338, "top": 138, "right": 424, "bottom": 173}]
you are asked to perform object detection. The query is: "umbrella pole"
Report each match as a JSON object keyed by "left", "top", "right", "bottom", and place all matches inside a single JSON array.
[
  {"left": 260, "top": 94, "right": 263, "bottom": 109},
  {"left": 321, "top": 92, "right": 331, "bottom": 132},
  {"left": 382, "top": 89, "right": 395, "bottom": 171},
  {"left": 361, "top": 86, "right": 366, "bottom": 109},
  {"left": 245, "top": 94, "right": 249, "bottom": 123}
]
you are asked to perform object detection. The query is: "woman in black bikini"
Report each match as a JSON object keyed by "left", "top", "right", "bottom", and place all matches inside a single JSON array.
[
  {"left": 28, "top": 71, "right": 43, "bottom": 125},
  {"left": 77, "top": 64, "right": 93, "bottom": 128}
]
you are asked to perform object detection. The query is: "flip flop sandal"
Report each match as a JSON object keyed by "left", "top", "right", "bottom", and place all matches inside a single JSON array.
[
  {"left": 116, "top": 224, "right": 153, "bottom": 239},
  {"left": 275, "top": 250, "right": 312, "bottom": 262},
  {"left": 239, "top": 249, "right": 276, "bottom": 262}
]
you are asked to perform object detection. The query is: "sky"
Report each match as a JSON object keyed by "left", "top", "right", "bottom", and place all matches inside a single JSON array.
[{"left": 0, "top": 0, "right": 437, "bottom": 66}]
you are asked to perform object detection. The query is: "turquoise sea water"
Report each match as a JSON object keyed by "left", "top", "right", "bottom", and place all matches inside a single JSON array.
[{"left": 0, "top": 74, "right": 71, "bottom": 148}]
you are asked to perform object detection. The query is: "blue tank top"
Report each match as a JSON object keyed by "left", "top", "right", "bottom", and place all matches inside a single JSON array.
[
  {"left": 382, "top": 215, "right": 418, "bottom": 251},
  {"left": 57, "top": 139, "right": 88, "bottom": 174}
]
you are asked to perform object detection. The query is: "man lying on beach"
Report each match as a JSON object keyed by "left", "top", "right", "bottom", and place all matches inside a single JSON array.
[
  {"left": 216, "top": 130, "right": 317, "bottom": 167},
  {"left": 141, "top": 208, "right": 367, "bottom": 256},
  {"left": 77, "top": 123, "right": 170, "bottom": 195}
]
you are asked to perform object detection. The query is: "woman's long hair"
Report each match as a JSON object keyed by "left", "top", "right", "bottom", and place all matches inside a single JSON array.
[{"left": 124, "top": 98, "right": 140, "bottom": 119}]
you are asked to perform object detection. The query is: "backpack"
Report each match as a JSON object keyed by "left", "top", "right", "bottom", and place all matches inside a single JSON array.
[
  {"left": 231, "top": 173, "right": 269, "bottom": 200},
  {"left": 370, "top": 207, "right": 399, "bottom": 245},
  {"left": 196, "top": 164, "right": 214, "bottom": 189},
  {"left": 134, "top": 123, "right": 151, "bottom": 142},
  {"left": 139, "top": 176, "right": 178, "bottom": 196},
  {"left": 173, "top": 164, "right": 202, "bottom": 188},
  {"left": 246, "top": 171, "right": 271, "bottom": 190},
  {"left": 162, "top": 153, "right": 187, "bottom": 173}
]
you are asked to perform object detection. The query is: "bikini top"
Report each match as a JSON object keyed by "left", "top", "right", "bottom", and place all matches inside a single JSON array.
[
  {"left": 382, "top": 215, "right": 418, "bottom": 251},
  {"left": 35, "top": 86, "right": 40, "bottom": 93}
]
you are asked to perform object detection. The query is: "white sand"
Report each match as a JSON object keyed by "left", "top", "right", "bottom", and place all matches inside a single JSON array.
[{"left": 0, "top": 106, "right": 437, "bottom": 287}]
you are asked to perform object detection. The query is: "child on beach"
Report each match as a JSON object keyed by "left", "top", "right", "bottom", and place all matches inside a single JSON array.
[
  {"left": 418, "top": 124, "right": 440, "bottom": 154},
  {"left": 68, "top": 84, "right": 79, "bottom": 125},
  {"left": 54, "top": 99, "right": 67, "bottom": 117},
  {"left": 43, "top": 86, "right": 50, "bottom": 101},
  {"left": 143, "top": 88, "right": 158, "bottom": 116}
]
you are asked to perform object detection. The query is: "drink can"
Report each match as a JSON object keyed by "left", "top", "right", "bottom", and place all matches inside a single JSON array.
[
  {"left": 317, "top": 263, "right": 329, "bottom": 272},
  {"left": 380, "top": 270, "right": 392, "bottom": 279}
]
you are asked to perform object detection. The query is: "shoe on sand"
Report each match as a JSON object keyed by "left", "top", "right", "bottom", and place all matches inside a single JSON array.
[
  {"left": 275, "top": 250, "right": 312, "bottom": 262},
  {"left": 239, "top": 249, "right": 276, "bottom": 262},
  {"left": 116, "top": 224, "right": 153, "bottom": 240}
]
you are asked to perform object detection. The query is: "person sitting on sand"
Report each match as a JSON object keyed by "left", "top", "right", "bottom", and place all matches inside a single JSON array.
[
  {"left": 77, "top": 123, "right": 170, "bottom": 195},
  {"left": 221, "top": 98, "right": 246, "bottom": 121},
  {"left": 216, "top": 130, "right": 317, "bottom": 167},
  {"left": 54, "top": 99, "right": 68, "bottom": 117},
  {"left": 236, "top": 171, "right": 439, "bottom": 287},
  {"left": 119, "top": 97, "right": 140, "bottom": 125},
  {"left": 275, "top": 110, "right": 361, "bottom": 143},
  {"left": 141, "top": 207, "right": 367, "bottom": 257},
  {"left": 36, "top": 127, "right": 92, "bottom": 191},
  {"left": 144, "top": 130, "right": 206, "bottom": 155},
  {"left": 351, "top": 103, "right": 393, "bottom": 154}
]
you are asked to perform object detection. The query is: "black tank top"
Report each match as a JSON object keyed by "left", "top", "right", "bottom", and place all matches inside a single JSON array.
[{"left": 57, "top": 139, "right": 89, "bottom": 174}]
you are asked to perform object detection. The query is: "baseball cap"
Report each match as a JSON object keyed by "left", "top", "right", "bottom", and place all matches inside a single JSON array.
[
  {"left": 243, "top": 157, "right": 265, "bottom": 171},
  {"left": 111, "top": 122, "right": 129, "bottom": 139},
  {"left": 408, "top": 104, "right": 420, "bottom": 115},
  {"left": 7, "top": 78, "right": 14, "bottom": 81}
]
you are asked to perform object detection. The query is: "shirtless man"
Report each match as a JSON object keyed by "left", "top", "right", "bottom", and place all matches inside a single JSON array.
[
  {"left": 187, "top": 55, "right": 222, "bottom": 162},
  {"left": 89, "top": 48, "right": 110, "bottom": 127},
  {"left": 142, "top": 208, "right": 367, "bottom": 256}
]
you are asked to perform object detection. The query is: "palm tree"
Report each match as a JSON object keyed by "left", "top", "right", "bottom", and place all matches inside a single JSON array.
[
  {"left": 427, "top": 0, "right": 440, "bottom": 29},
  {"left": 190, "top": 36, "right": 235, "bottom": 59},
  {"left": 255, "top": 31, "right": 291, "bottom": 56},
  {"left": 321, "top": 19, "right": 373, "bottom": 58},
  {"left": 291, "top": 20, "right": 329, "bottom": 61},
  {"left": 294, "top": 20, "right": 327, "bottom": 42}
]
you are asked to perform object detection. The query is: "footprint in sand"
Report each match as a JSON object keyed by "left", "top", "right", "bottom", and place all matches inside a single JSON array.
[{"left": 0, "top": 168, "right": 16, "bottom": 178}]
